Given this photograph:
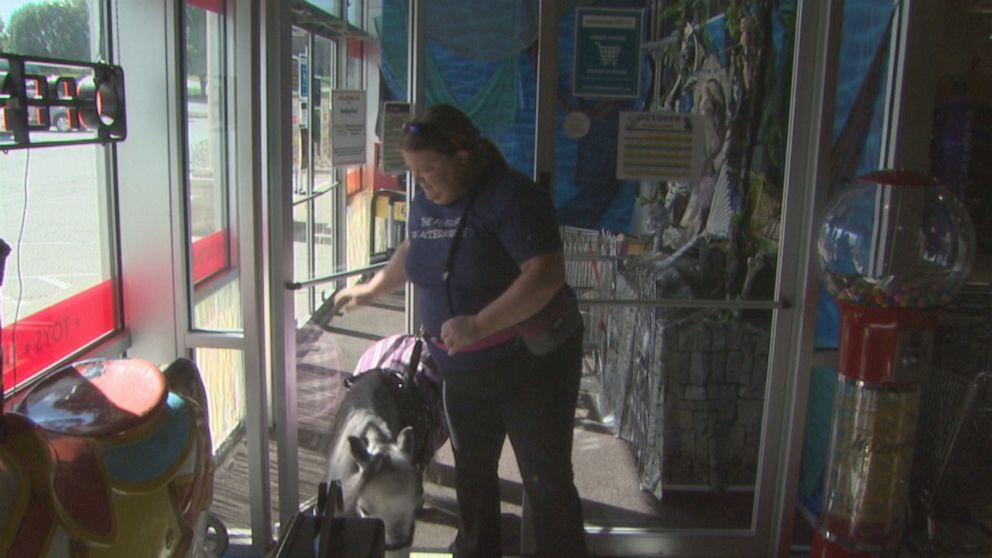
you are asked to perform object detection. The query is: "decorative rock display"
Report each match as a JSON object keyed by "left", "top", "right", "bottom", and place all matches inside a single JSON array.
[{"left": 592, "top": 270, "right": 769, "bottom": 501}]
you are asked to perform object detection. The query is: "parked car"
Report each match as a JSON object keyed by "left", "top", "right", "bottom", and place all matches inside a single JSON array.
[
  {"left": 1, "top": 101, "right": 74, "bottom": 135},
  {"left": 24, "top": 79, "right": 76, "bottom": 132},
  {"left": 49, "top": 106, "right": 73, "bottom": 132}
]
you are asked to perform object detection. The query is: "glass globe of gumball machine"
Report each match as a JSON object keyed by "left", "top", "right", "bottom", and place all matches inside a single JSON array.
[{"left": 811, "top": 170, "right": 975, "bottom": 557}]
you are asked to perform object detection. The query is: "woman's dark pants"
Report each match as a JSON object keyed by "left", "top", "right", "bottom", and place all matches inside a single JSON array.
[{"left": 443, "top": 333, "right": 586, "bottom": 558}]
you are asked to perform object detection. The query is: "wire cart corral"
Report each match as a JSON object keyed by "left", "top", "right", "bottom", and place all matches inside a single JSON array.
[{"left": 909, "top": 284, "right": 992, "bottom": 556}]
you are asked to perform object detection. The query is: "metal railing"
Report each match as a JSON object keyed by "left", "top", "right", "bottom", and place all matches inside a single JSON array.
[{"left": 287, "top": 262, "right": 386, "bottom": 290}]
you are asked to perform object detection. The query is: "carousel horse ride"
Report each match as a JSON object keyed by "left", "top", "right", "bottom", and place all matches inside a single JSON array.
[{"left": 0, "top": 357, "right": 227, "bottom": 557}]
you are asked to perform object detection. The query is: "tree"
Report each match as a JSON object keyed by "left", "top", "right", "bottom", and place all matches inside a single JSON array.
[
  {"left": 186, "top": 6, "right": 207, "bottom": 97},
  {"left": 0, "top": 18, "right": 7, "bottom": 51},
  {"left": 5, "top": 0, "right": 91, "bottom": 60}
]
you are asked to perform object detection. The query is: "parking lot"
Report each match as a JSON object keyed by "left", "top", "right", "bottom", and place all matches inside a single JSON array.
[{"left": 0, "top": 136, "right": 104, "bottom": 323}]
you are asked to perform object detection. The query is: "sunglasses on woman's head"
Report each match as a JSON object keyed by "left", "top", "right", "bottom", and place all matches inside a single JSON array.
[
  {"left": 403, "top": 122, "right": 464, "bottom": 151},
  {"left": 402, "top": 122, "right": 436, "bottom": 137}
]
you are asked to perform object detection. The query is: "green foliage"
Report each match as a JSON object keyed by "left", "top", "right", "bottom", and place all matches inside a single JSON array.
[
  {"left": 723, "top": 1, "right": 749, "bottom": 44},
  {"left": 185, "top": 5, "right": 207, "bottom": 86},
  {"left": 758, "top": 1, "right": 797, "bottom": 187},
  {"left": 716, "top": 308, "right": 737, "bottom": 326},
  {"left": 637, "top": 182, "right": 667, "bottom": 207},
  {"left": 4, "top": 0, "right": 91, "bottom": 60},
  {"left": 660, "top": 0, "right": 726, "bottom": 24},
  {"left": 657, "top": 1, "right": 758, "bottom": 70}
]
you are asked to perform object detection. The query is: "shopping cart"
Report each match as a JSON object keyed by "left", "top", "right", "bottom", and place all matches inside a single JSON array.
[
  {"left": 909, "top": 288, "right": 992, "bottom": 556},
  {"left": 597, "top": 42, "right": 621, "bottom": 66},
  {"left": 560, "top": 226, "right": 622, "bottom": 361}
]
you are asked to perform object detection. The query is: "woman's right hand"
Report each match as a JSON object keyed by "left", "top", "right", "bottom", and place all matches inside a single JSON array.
[
  {"left": 333, "top": 283, "right": 376, "bottom": 312},
  {"left": 332, "top": 239, "right": 410, "bottom": 314}
]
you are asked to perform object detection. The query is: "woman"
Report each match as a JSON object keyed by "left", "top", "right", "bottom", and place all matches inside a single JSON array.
[{"left": 335, "top": 104, "right": 586, "bottom": 558}]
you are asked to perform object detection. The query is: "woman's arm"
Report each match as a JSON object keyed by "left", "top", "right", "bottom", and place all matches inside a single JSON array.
[
  {"left": 440, "top": 250, "right": 565, "bottom": 353},
  {"left": 334, "top": 239, "right": 410, "bottom": 310}
]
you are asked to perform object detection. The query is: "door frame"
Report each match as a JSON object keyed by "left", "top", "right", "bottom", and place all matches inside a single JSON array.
[{"left": 258, "top": 0, "right": 850, "bottom": 555}]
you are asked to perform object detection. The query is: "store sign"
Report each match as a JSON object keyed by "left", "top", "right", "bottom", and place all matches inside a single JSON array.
[
  {"left": 573, "top": 7, "right": 644, "bottom": 99},
  {"left": 0, "top": 53, "right": 127, "bottom": 150},
  {"left": 380, "top": 101, "right": 410, "bottom": 174},
  {"left": 616, "top": 111, "right": 703, "bottom": 182},
  {"left": 331, "top": 89, "right": 367, "bottom": 166}
]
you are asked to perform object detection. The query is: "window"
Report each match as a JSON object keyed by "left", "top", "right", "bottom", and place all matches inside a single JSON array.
[
  {"left": 347, "top": 0, "right": 362, "bottom": 29},
  {"left": 184, "top": 0, "right": 241, "bottom": 333},
  {"left": 181, "top": 0, "right": 251, "bottom": 535},
  {"left": 0, "top": 0, "right": 117, "bottom": 390},
  {"left": 303, "top": 0, "right": 341, "bottom": 19}
]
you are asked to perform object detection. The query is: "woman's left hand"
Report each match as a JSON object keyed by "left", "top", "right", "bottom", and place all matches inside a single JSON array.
[{"left": 439, "top": 315, "right": 484, "bottom": 355}]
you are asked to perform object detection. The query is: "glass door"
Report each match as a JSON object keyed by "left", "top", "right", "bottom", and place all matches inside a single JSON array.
[
  {"left": 278, "top": 0, "right": 410, "bottom": 529},
  {"left": 545, "top": 2, "right": 803, "bottom": 555},
  {"left": 388, "top": 1, "right": 821, "bottom": 555},
  {"left": 211, "top": 2, "right": 386, "bottom": 544}
]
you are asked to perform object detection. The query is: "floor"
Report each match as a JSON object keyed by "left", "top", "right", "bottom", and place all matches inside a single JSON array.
[{"left": 245, "top": 306, "right": 992, "bottom": 558}]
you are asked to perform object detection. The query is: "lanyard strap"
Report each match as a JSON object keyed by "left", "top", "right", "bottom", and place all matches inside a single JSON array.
[{"left": 443, "top": 189, "right": 479, "bottom": 315}]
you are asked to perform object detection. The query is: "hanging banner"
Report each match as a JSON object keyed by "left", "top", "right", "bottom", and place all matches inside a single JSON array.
[
  {"left": 616, "top": 111, "right": 703, "bottom": 182},
  {"left": 331, "top": 89, "right": 367, "bottom": 166},
  {"left": 380, "top": 102, "right": 411, "bottom": 174},
  {"left": 573, "top": 7, "right": 644, "bottom": 99},
  {"left": 298, "top": 53, "right": 310, "bottom": 102}
]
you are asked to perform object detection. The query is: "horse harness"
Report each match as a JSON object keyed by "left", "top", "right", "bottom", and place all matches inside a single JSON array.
[{"left": 343, "top": 334, "right": 437, "bottom": 471}]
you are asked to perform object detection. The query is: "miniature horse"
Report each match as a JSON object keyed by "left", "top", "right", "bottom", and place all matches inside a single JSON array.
[{"left": 326, "top": 334, "right": 445, "bottom": 557}]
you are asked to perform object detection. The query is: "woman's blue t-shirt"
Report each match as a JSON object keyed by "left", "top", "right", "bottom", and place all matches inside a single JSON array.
[{"left": 405, "top": 164, "right": 563, "bottom": 373}]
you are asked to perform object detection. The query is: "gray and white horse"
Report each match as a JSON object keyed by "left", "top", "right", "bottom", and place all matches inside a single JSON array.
[{"left": 326, "top": 335, "right": 444, "bottom": 557}]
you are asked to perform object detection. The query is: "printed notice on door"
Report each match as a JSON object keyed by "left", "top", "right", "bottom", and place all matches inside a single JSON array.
[
  {"left": 616, "top": 111, "right": 703, "bottom": 182},
  {"left": 381, "top": 102, "right": 411, "bottom": 174},
  {"left": 331, "top": 89, "right": 367, "bottom": 166}
]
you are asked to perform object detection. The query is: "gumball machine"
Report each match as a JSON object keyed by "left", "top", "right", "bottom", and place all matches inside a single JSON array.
[{"left": 811, "top": 170, "right": 975, "bottom": 557}]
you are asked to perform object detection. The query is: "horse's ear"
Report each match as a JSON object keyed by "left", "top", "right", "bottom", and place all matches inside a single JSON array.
[
  {"left": 348, "top": 435, "right": 372, "bottom": 467},
  {"left": 397, "top": 426, "right": 415, "bottom": 457}
]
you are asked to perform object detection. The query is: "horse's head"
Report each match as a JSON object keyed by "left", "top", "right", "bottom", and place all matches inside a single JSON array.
[{"left": 348, "top": 425, "right": 422, "bottom": 554}]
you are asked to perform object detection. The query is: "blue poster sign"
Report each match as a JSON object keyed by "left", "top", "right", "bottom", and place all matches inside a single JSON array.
[
  {"left": 298, "top": 53, "right": 310, "bottom": 101},
  {"left": 573, "top": 7, "right": 644, "bottom": 99}
]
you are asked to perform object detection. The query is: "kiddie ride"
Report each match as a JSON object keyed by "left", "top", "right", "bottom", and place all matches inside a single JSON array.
[
  {"left": 0, "top": 358, "right": 227, "bottom": 557},
  {"left": 812, "top": 170, "right": 975, "bottom": 556}
]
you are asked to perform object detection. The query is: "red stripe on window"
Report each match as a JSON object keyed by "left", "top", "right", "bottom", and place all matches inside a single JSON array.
[
  {"left": 191, "top": 229, "right": 229, "bottom": 284},
  {"left": 346, "top": 168, "right": 363, "bottom": 197},
  {"left": 186, "top": 0, "right": 224, "bottom": 14},
  {"left": 373, "top": 168, "right": 400, "bottom": 191},
  {"left": 2, "top": 280, "right": 116, "bottom": 390},
  {"left": 348, "top": 38, "right": 363, "bottom": 60}
]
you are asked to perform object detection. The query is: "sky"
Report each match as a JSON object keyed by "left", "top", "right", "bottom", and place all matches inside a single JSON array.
[{"left": 0, "top": 0, "right": 31, "bottom": 26}]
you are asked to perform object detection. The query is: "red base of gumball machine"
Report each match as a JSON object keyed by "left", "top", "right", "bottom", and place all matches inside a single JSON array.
[{"left": 810, "top": 525, "right": 894, "bottom": 558}]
